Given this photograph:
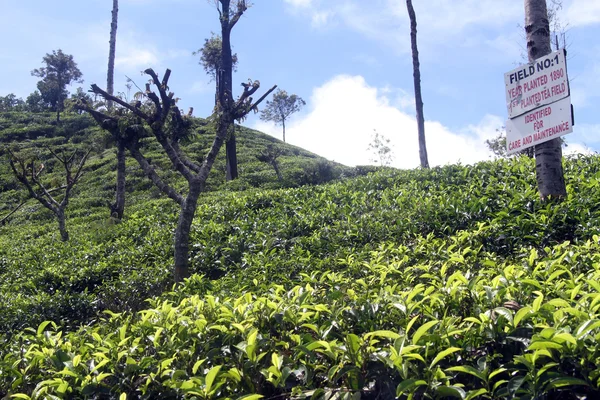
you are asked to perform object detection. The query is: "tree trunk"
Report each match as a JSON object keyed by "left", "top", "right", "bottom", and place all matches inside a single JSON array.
[
  {"left": 220, "top": 0, "right": 238, "bottom": 181},
  {"left": 225, "top": 123, "right": 238, "bottom": 181},
  {"left": 173, "top": 179, "right": 203, "bottom": 282},
  {"left": 406, "top": 0, "right": 429, "bottom": 169},
  {"left": 282, "top": 118, "right": 286, "bottom": 143},
  {"left": 57, "top": 208, "right": 69, "bottom": 241},
  {"left": 107, "top": 0, "right": 119, "bottom": 110},
  {"left": 225, "top": 130, "right": 238, "bottom": 181},
  {"left": 56, "top": 73, "right": 62, "bottom": 123},
  {"left": 525, "top": 0, "right": 566, "bottom": 199},
  {"left": 112, "top": 141, "right": 126, "bottom": 219},
  {"left": 272, "top": 161, "right": 283, "bottom": 181}
]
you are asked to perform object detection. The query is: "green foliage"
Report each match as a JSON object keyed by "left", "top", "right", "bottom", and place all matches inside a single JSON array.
[
  {"left": 3, "top": 109, "right": 600, "bottom": 397},
  {"left": 25, "top": 90, "right": 49, "bottom": 113},
  {"left": 259, "top": 89, "right": 306, "bottom": 128},
  {"left": 0, "top": 94, "right": 25, "bottom": 112},
  {"left": 31, "top": 49, "right": 83, "bottom": 119},
  {"left": 193, "top": 33, "right": 239, "bottom": 81}
]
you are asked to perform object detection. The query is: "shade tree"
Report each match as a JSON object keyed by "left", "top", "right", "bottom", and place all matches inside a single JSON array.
[
  {"left": 31, "top": 50, "right": 83, "bottom": 122},
  {"left": 259, "top": 89, "right": 305, "bottom": 143},
  {"left": 212, "top": 0, "right": 277, "bottom": 181},
  {"left": 78, "top": 67, "right": 273, "bottom": 282},
  {"left": 256, "top": 144, "right": 284, "bottom": 181},
  {"left": 6, "top": 146, "right": 90, "bottom": 241}
]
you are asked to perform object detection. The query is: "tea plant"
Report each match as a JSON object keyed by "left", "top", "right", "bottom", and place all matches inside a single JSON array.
[{"left": 2, "top": 151, "right": 600, "bottom": 398}]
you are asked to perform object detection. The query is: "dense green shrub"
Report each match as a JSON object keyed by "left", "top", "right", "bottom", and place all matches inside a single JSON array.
[{"left": 2, "top": 110, "right": 600, "bottom": 397}]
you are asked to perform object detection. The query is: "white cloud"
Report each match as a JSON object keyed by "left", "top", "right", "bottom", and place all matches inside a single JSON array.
[
  {"left": 112, "top": 32, "right": 188, "bottom": 71},
  {"left": 116, "top": 48, "right": 159, "bottom": 69},
  {"left": 564, "top": 142, "right": 595, "bottom": 156},
  {"left": 566, "top": 0, "right": 600, "bottom": 27},
  {"left": 287, "top": 0, "right": 522, "bottom": 52},
  {"left": 380, "top": 86, "right": 415, "bottom": 111},
  {"left": 284, "top": 0, "right": 314, "bottom": 8},
  {"left": 311, "top": 10, "right": 333, "bottom": 27},
  {"left": 571, "top": 123, "right": 600, "bottom": 145},
  {"left": 253, "top": 75, "right": 500, "bottom": 168}
]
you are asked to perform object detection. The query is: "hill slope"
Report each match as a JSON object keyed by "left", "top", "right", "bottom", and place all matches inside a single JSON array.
[
  {"left": 0, "top": 111, "right": 357, "bottom": 226},
  {"left": 1, "top": 111, "right": 600, "bottom": 398}
]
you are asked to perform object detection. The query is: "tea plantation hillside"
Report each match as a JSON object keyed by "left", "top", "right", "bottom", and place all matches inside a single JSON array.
[
  {"left": 2, "top": 112, "right": 600, "bottom": 398},
  {"left": 0, "top": 111, "right": 354, "bottom": 228}
]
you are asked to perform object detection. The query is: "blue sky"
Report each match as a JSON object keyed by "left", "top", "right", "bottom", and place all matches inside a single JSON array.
[{"left": 1, "top": 0, "right": 599, "bottom": 168}]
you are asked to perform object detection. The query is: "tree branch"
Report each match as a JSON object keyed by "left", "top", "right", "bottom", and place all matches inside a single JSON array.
[
  {"left": 144, "top": 68, "right": 172, "bottom": 122},
  {"left": 60, "top": 148, "right": 91, "bottom": 208},
  {"left": 230, "top": 0, "right": 248, "bottom": 30},
  {"left": 0, "top": 201, "right": 25, "bottom": 226},
  {"left": 73, "top": 101, "right": 119, "bottom": 130},
  {"left": 234, "top": 84, "right": 277, "bottom": 120},
  {"left": 161, "top": 69, "right": 172, "bottom": 90},
  {"left": 172, "top": 141, "right": 202, "bottom": 174},
  {"left": 0, "top": 185, "right": 68, "bottom": 226},
  {"left": 7, "top": 150, "right": 57, "bottom": 212},
  {"left": 197, "top": 126, "right": 227, "bottom": 183},
  {"left": 146, "top": 83, "right": 162, "bottom": 116},
  {"left": 127, "top": 141, "right": 184, "bottom": 205},
  {"left": 90, "top": 84, "right": 150, "bottom": 121}
]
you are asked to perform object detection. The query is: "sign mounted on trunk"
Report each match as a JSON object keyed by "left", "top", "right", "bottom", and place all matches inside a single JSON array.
[
  {"left": 505, "top": 96, "right": 573, "bottom": 155},
  {"left": 504, "top": 49, "right": 569, "bottom": 119}
]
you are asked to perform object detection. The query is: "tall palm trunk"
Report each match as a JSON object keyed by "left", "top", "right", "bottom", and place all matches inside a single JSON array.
[
  {"left": 406, "top": 0, "right": 429, "bottom": 169},
  {"left": 525, "top": 0, "right": 566, "bottom": 199},
  {"left": 107, "top": 0, "right": 127, "bottom": 219},
  {"left": 107, "top": 0, "right": 118, "bottom": 109},
  {"left": 220, "top": 0, "right": 239, "bottom": 181}
]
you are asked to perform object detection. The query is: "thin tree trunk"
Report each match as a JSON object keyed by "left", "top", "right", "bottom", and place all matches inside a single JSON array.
[
  {"left": 107, "top": 0, "right": 119, "bottom": 109},
  {"left": 272, "top": 161, "right": 283, "bottom": 181},
  {"left": 173, "top": 181, "right": 203, "bottom": 282},
  {"left": 282, "top": 118, "right": 286, "bottom": 143},
  {"left": 127, "top": 142, "right": 184, "bottom": 205},
  {"left": 56, "top": 73, "right": 62, "bottom": 123},
  {"left": 406, "top": 0, "right": 429, "bottom": 169},
  {"left": 57, "top": 208, "right": 69, "bottom": 242},
  {"left": 226, "top": 125, "right": 238, "bottom": 181},
  {"left": 525, "top": 0, "right": 566, "bottom": 199},
  {"left": 112, "top": 141, "right": 126, "bottom": 219},
  {"left": 220, "top": 0, "right": 238, "bottom": 181},
  {"left": 173, "top": 127, "right": 227, "bottom": 282}
]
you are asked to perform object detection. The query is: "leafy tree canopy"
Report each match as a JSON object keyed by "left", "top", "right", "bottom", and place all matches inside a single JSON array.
[
  {"left": 0, "top": 94, "right": 25, "bottom": 112},
  {"left": 31, "top": 49, "right": 83, "bottom": 119},
  {"left": 260, "top": 89, "right": 306, "bottom": 126},
  {"left": 193, "top": 33, "right": 238, "bottom": 81}
]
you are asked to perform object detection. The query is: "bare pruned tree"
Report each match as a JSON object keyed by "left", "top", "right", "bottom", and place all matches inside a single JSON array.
[
  {"left": 212, "top": 0, "right": 277, "bottom": 181},
  {"left": 256, "top": 144, "right": 284, "bottom": 181},
  {"left": 7, "top": 147, "right": 90, "bottom": 241},
  {"left": 78, "top": 67, "right": 273, "bottom": 282}
]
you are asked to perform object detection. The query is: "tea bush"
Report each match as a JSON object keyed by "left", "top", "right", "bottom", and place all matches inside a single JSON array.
[{"left": 2, "top": 110, "right": 600, "bottom": 398}]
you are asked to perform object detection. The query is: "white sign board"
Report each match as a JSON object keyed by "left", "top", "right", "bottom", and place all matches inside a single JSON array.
[
  {"left": 505, "top": 49, "right": 569, "bottom": 118},
  {"left": 505, "top": 96, "right": 572, "bottom": 155}
]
